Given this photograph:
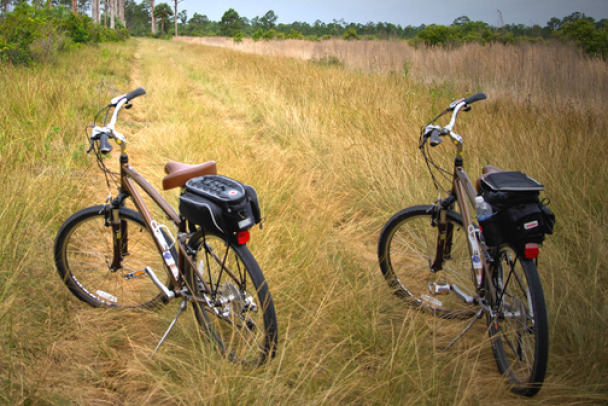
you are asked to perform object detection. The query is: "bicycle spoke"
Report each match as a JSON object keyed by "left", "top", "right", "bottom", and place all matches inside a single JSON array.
[{"left": 187, "top": 232, "right": 276, "bottom": 365}]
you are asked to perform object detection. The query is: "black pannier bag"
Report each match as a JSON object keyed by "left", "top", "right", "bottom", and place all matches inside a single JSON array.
[
  {"left": 179, "top": 175, "right": 261, "bottom": 241},
  {"left": 478, "top": 171, "right": 555, "bottom": 247}
]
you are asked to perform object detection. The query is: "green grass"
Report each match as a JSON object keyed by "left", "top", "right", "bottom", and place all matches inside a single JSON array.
[{"left": 0, "top": 37, "right": 607, "bottom": 404}]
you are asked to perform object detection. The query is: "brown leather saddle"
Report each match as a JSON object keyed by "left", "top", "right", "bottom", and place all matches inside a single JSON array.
[{"left": 162, "top": 161, "right": 217, "bottom": 190}]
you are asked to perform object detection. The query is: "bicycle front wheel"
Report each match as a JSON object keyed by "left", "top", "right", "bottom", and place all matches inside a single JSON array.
[
  {"left": 378, "top": 205, "right": 477, "bottom": 318},
  {"left": 186, "top": 231, "right": 278, "bottom": 366},
  {"left": 54, "top": 205, "right": 172, "bottom": 308},
  {"left": 487, "top": 246, "right": 548, "bottom": 396}
]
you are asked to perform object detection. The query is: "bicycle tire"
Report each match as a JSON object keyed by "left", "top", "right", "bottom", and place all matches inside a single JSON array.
[
  {"left": 185, "top": 230, "right": 278, "bottom": 366},
  {"left": 487, "top": 246, "right": 549, "bottom": 396},
  {"left": 378, "top": 205, "right": 478, "bottom": 318},
  {"left": 54, "top": 205, "right": 173, "bottom": 308}
]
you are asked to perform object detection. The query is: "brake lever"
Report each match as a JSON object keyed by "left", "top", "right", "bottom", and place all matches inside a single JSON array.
[
  {"left": 87, "top": 138, "right": 95, "bottom": 154},
  {"left": 87, "top": 127, "right": 101, "bottom": 153},
  {"left": 421, "top": 125, "right": 443, "bottom": 147}
]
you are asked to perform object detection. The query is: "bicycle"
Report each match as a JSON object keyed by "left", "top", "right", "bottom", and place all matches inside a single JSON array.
[
  {"left": 377, "top": 93, "right": 555, "bottom": 396},
  {"left": 54, "top": 87, "right": 278, "bottom": 366}
]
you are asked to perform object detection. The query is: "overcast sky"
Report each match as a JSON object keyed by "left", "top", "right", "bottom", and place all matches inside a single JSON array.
[{"left": 177, "top": 0, "right": 608, "bottom": 27}]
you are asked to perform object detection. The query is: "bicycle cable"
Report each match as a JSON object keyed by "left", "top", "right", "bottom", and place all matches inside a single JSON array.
[
  {"left": 419, "top": 109, "right": 453, "bottom": 196},
  {"left": 86, "top": 105, "right": 121, "bottom": 193}
]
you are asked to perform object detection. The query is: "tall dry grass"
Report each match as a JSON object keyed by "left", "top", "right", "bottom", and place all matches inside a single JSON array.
[
  {"left": 1, "top": 37, "right": 607, "bottom": 404},
  {"left": 178, "top": 36, "right": 608, "bottom": 110}
]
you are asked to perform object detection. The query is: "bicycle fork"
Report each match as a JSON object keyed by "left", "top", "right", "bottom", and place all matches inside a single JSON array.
[{"left": 108, "top": 206, "right": 127, "bottom": 272}]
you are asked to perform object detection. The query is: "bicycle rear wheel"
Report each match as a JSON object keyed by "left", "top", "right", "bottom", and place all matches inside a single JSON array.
[
  {"left": 487, "top": 246, "right": 548, "bottom": 396},
  {"left": 186, "top": 230, "right": 278, "bottom": 366},
  {"left": 54, "top": 205, "right": 172, "bottom": 308},
  {"left": 378, "top": 205, "right": 478, "bottom": 318}
]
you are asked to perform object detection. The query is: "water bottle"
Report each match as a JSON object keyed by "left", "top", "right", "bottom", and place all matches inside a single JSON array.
[{"left": 475, "top": 196, "right": 493, "bottom": 221}]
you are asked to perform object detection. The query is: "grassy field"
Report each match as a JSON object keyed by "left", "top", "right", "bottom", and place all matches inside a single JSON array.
[{"left": 1, "top": 37, "right": 607, "bottom": 404}]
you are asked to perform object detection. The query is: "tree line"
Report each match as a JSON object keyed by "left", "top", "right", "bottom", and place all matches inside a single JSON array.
[{"left": 2, "top": 1, "right": 607, "bottom": 64}]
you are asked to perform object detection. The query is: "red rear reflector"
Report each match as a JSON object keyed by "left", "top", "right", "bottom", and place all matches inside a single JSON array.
[
  {"left": 524, "top": 243, "right": 539, "bottom": 259},
  {"left": 236, "top": 230, "right": 250, "bottom": 245}
]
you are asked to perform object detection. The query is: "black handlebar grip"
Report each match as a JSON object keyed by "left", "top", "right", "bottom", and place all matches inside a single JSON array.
[
  {"left": 126, "top": 87, "right": 146, "bottom": 102},
  {"left": 463, "top": 92, "right": 487, "bottom": 105},
  {"left": 99, "top": 132, "right": 113, "bottom": 154},
  {"left": 429, "top": 128, "right": 443, "bottom": 147}
]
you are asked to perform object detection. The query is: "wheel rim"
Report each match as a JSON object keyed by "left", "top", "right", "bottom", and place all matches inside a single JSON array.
[
  {"left": 383, "top": 213, "right": 477, "bottom": 317},
  {"left": 490, "top": 249, "right": 539, "bottom": 385},
  {"left": 192, "top": 235, "right": 269, "bottom": 366},
  {"left": 62, "top": 215, "right": 166, "bottom": 307}
]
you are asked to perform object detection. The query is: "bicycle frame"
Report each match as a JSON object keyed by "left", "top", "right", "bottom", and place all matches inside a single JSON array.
[
  {"left": 97, "top": 96, "right": 249, "bottom": 306},
  {"left": 99, "top": 98, "right": 217, "bottom": 297},
  {"left": 430, "top": 101, "right": 496, "bottom": 301}
]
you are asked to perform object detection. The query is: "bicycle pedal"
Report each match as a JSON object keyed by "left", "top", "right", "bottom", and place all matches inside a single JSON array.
[
  {"left": 124, "top": 269, "right": 146, "bottom": 280},
  {"left": 428, "top": 281, "right": 451, "bottom": 295}
]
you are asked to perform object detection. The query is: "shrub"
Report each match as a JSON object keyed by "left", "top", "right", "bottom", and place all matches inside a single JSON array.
[
  {"left": 29, "top": 26, "right": 71, "bottom": 63},
  {"left": 62, "top": 13, "right": 91, "bottom": 43},
  {"left": 262, "top": 29, "right": 276, "bottom": 40},
  {"left": 287, "top": 29, "right": 303, "bottom": 39},
  {"left": 0, "top": 4, "right": 128, "bottom": 65},
  {"left": 343, "top": 28, "right": 359, "bottom": 40},
  {"left": 414, "top": 24, "right": 455, "bottom": 46},
  {"left": 252, "top": 28, "right": 263, "bottom": 41},
  {"left": 311, "top": 55, "right": 342, "bottom": 67},
  {"left": 0, "top": 5, "right": 46, "bottom": 64}
]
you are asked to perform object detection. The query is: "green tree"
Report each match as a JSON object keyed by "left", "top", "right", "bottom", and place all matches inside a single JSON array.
[
  {"left": 1, "top": 0, "right": 11, "bottom": 14},
  {"left": 597, "top": 18, "right": 608, "bottom": 30},
  {"left": 177, "top": 9, "right": 186, "bottom": 25},
  {"left": 562, "top": 11, "right": 593, "bottom": 25},
  {"left": 547, "top": 17, "right": 562, "bottom": 31},
  {"left": 153, "top": 2, "right": 171, "bottom": 35},
  {"left": 459, "top": 20, "right": 492, "bottom": 43},
  {"left": 219, "top": 8, "right": 241, "bottom": 37},
  {"left": 125, "top": 0, "right": 150, "bottom": 36},
  {"left": 259, "top": 10, "right": 277, "bottom": 30},
  {"left": 185, "top": 12, "right": 209, "bottom": 35},
  {"left": 452, "top": 16, "right": 470, "bottom": 26},
  {"left": 415, "top": 24, "right": 453, "bottom": 46},
  {"left": 561, "top": 18, "right": 607, "bottom": 57}
]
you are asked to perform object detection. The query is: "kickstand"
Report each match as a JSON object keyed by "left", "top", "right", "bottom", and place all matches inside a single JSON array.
[
  {"left": 444, "top": 308, "right": 484, "bottom": 351},
  {"left": 151, "top": 299, "right": 188, "bottom": 358}
]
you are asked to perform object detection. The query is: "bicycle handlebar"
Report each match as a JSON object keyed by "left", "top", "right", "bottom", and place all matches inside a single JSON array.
[
  {"left": 448, "top": 92, "right": 487, "bottom": 111},
  {"left": 421, "top": 92, "right": 487, "bottom": 149},
  {"left": 99, "top": 132, "right": 113, "bottom": 153},
  {"left": 463, "top": 92, "right": 487, "bottom": 106},
  {"left": 126, "top": 87, "right": 146, "bottom": 101},
  {"left": 90, "top": 87, "right": 147, "bottom": 154},
  {"left": 110, "top": 87, "right": 147, "bottom": 106}
]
